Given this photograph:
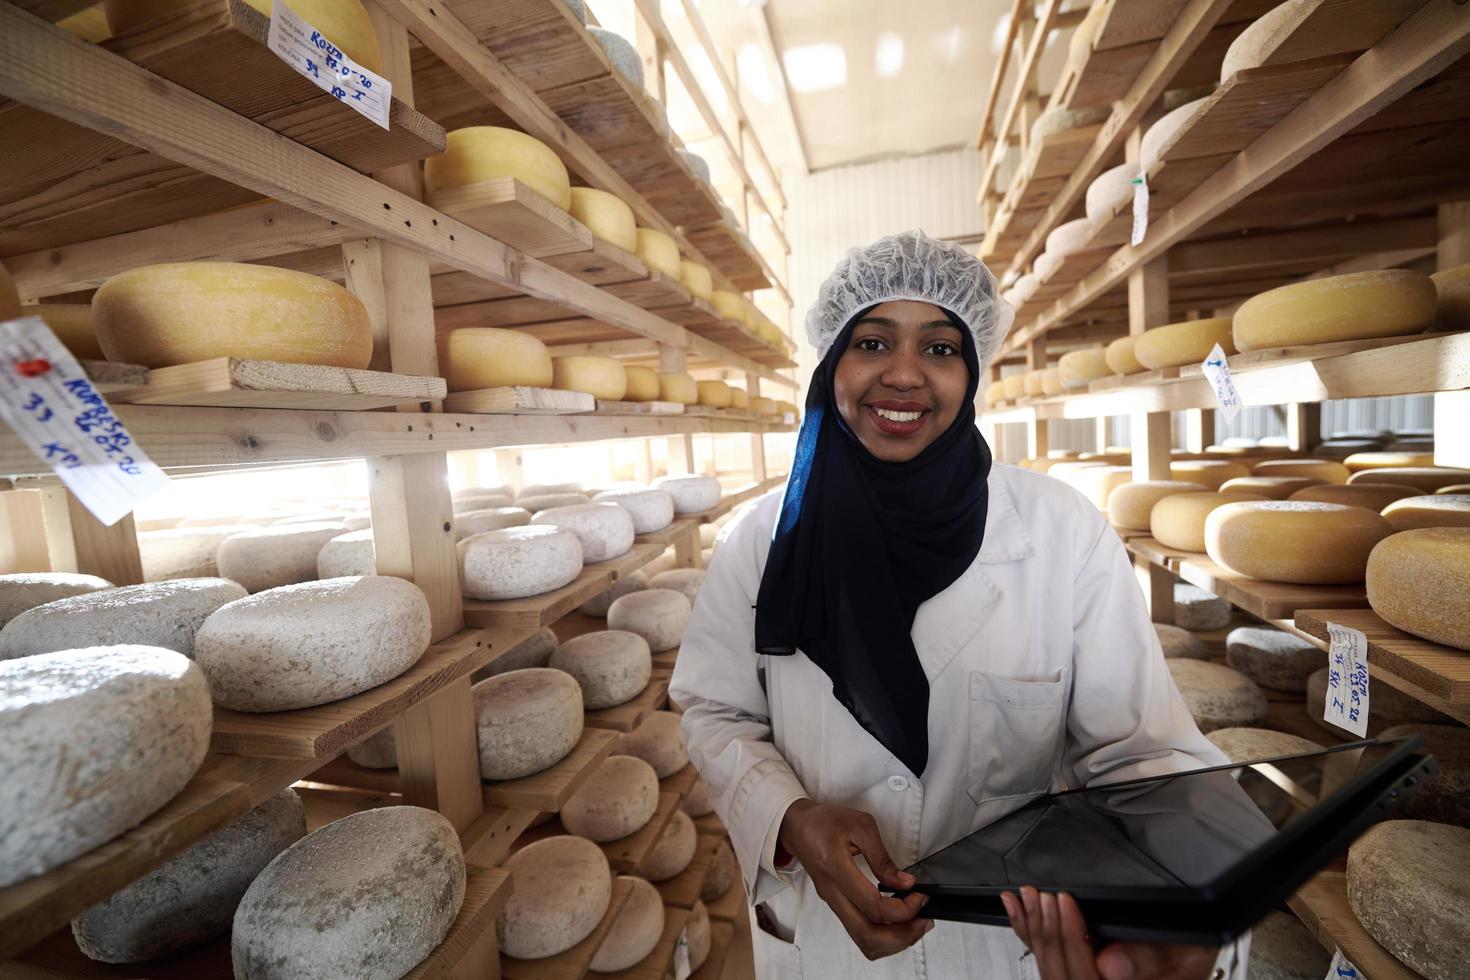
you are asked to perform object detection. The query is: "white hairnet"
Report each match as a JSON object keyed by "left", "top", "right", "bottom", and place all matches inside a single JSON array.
[{"left": 806, "top": 229, "right": 1014, "bottom": 367}]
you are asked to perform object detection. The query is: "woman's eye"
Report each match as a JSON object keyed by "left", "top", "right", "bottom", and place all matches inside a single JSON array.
[
  {"left": 854, "top": 337, "right": 887, "bottom": 352},
  {"left": 926, "top": 342, "right": 959, "bottom": 356}
]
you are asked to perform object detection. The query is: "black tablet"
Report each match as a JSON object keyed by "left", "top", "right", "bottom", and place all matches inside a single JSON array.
[{"left": 901, "top": 735, "right": 1437, "bottom": 945}]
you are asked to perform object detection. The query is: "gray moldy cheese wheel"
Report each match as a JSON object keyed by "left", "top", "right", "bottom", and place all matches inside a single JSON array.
[
  {"left": 1154, "top": 623, "right": 1208, "bottom": 660},
  {"left": 549, "top": 630, "right": 651, "bottom": 710},
  {"left": 519, "top": 482, "right": 584, "bottom": 499},
  {"left": 1348, "top": 820, "right": 1470, "bottom": 980},
  {"left": 1173, "top": 583, "right": 1230, "bottom": 631},
  {"left": 72, "top": 789, "right": 307, "bottom": 963},
  {"left": 0, "top": 646, "right": 212, "bottom": 887},
  {"left": 473, "top": 668, "right": 584, "bottom": 780},
  {"left": 195, "top": 576, "right": 432, "bottom": 712},
  {"left": 346, "top": 725, "right": 397, "bottom": 769},
  {"left": 1224, "top": 626, "right": 1326, "bottom": 693},
  {"left": 590, "top": 876, "right": 664, "bottom": 973},
  {"left": 453, "top": 506, "right": 531, "bottom": 541},
  {"left": 641, "top": 809, "right": 697, "bottom": 882},
  {"left": 562, "top": 754, "right": 660, "bottom": 842},
  {"left": 1165, "top": 660, "right": 1267, "bottom": 733},
  {"left": 0, "top": 578, "right": 246, "bottom": 661},
  {"left": 648, "top": 568, "right": 705, "bottom": 606},
  {"left": 1245, "top": 910, "right": 1332, "bottom": 980},
  {"left": 652, "top": 475, "right": 721, "bottom": 515},
  {"left": 474, "top": 626, "right": 559, "bottom": 681},
  {"left": 701, "top": 840, "right": 735, "bottom": 901},
  {"left": 684, "top": 900, "right": 712, "bottom": 971},
  {"left": 518, "top": 492, "right": 590, "bottom": 513},
  {"left": 316, "top": 529, "right": 376, "bottom": 579},
  {"left": 216, "top": 521, "right": 349, "bottom": 593},
  {"left": 451, "top": 493, "right": 515, "bottom": 515},
  {"left": 607, "top": 589, "right": 692, "bottom": 653},
  {"left": 232, "top": 806, "right": 465, "bottom": 980},
  {"left": 1378, "top": 724, "right": 1470, "bottom": 828},
  {"left": 139, "top": 525, "right": 256, "bottom": 581},
  {"left": 580, "top": 571, "right": 648, "bottom": 618},
  {"left": 1206, "top": 501, "right": 1392, "bottom": 584},
  {"left": 1206, "top": 727, "right": 1323, "bottom": 764},
  {"left": 499, "top": 835, "right": 612, "bottom": 961},
  {"left": 533, "top": 502, "right": 635, "bottom": 563},
  {"left": 0, "top": 572, "right": 112, "bottom": 627},
  {"left": 1306, "top": 666, "right": 1449, "bottom": 738},
  {"left": 619, "top": 710, "right": 688, "bottom": 778},
  {"left": 458, "top": 525, "right": 583, "bottom": 601},
  {"left": 1366, "top": 528, "right": 1470, "bottom": 650},
  {"left": 682, "top": 778, "right": 713, "bottom": 817},
  {"left": 593, "top": 487, "right": 675, "bottom": 534}
]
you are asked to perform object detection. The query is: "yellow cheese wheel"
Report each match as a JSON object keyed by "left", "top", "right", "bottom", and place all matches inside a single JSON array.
[
  {"left": 1023, "top": 370, "right": 1045, "bottom": 398},
  {"left": 1104, "top": 336, "right": 1145, "bottom": 375},
  {"left": 1151, "top": 490, "right": 1268, "bottom": 552},
  {"left": 983, "top": 380, "right": 1006, "bottom": 407},
  {"left": 1171, "top": 460, "right": 1250, "bottom": 490},
  {"left": 424, "top": 127, "right": 571, "bottom": 211},
  {"left": 657, "top": 372, "right": 697, "bottom": 405},
  {"left": 729, "top": 387, "right": 749, "bottom": 410},
  {"left": 1439, "top": 483, "right": 1470, "bottom": 495},
  {"left": 551, "top": 355, "right": 626, "bottom": 400},
  {"left": 1366, "top": 528, "right": 1470, "bottom": 649},
  {"left": 1002, "top": 375, "right": 1027, "bottom": 401},
  {"left": 93, "top": 262, "right": 372, "bottom": 369},
  {"left": 57, "top": 5, "right": 111, "bottom": 41},
  {"left": 623, "top": 366, "right": 660, "bottom": 402},
  {"left": 1289, "top": 483, "right": 1421, "bottom": 510},
  {"left": 1058, "top": 349, "right": 1111, "bottom": 389},
  {"left": 1041, "top": 367, "right": 1064, "bottom": 396},
  {"left": 1219, "top": 475, "right": 1326, "bottom": 499},
  {"left": 1107, "top": 481, "right": 1202, "bottom": 530},
  {"left": 750, "top": 396, "right": 778, "bottom": 417},
  {"left": 679, "top": 261, "right": 713, "bottom": 301},
  {"left": 1344, "top": 451, "right": 1436, "bottom": 472},
  {"left": 636, "top": 229, "right": 680, "bottom": 279},
  {"left": 1381, "top": 495, "right": 1470, "bottom": 530},
  {"left": 1206, "top": 501, "right": 1392, "bottom": 584},
  {"left": 710, "top": 291, "right": 744, "bottom": 323},
  {"left": 1134, "top": 317, "right": 1236, "bottom": 369},
  {"left": 1249, "top": 459, "right": 1349, "bottom": 484},
  {"left": 1233, "top": 270, "right": 1437, "bottom": 352},
  {"left": 1079, "top": 452, "right": 1131, "bottom": 464},
  {"left": 696, "top": 381, "right": 732, "bottom": 408},
  {"left": 568, "top": 187, "right": 636, "bottom": 252},
  {"left": 1432, "top": 262, "right": 1470, "bottom": 330},
  {"left": 0, "top": 260, "right": 19, "bottom": 320},
  {"left": 1069, "top": 465, "right": 1132, "bottom": 510},
  {"left": 105, "top": 0, "right": 382, "bottom": 71},
  {"left": 22, "top": 304, "right": 103, "bottom": 360},
  {"left": 436, "top": 328, "right": 552, "bottom": 391},
  {"left": 742, "top": 302, "right": 761, "bottom": 333},
  {"left": 1348, "top": 467, "right": 1470, "bottom": 493}
]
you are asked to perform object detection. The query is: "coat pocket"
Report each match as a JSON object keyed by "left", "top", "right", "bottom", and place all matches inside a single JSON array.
[
  {"left": 750, "top": 903, "right": 803, "bottom": 978},
  {"left": 966, "top": 668, "right": 1069, "bottom": 805}
]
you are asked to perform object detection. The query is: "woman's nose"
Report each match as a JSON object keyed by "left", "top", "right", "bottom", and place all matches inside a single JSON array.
[{"left": 881, "top": 346, "right": 925, "bottom": 389}]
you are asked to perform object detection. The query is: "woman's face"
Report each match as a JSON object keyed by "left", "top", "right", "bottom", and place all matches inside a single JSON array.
[{"left": 833, "top": 300, "right": 971, "bottom": 462}]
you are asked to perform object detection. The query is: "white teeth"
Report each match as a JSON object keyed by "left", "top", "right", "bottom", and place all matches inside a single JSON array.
[{"left": 873, "top": 407, "right": 922, "bottom": 422}]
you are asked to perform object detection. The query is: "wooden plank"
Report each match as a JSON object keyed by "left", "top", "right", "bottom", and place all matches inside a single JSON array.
[
  {"left": 425, "top": 176, "right": 593, "bottom": 258},
  {"left": 702, "top": 869, "right": 745, "bottom": 925},
  {"left": 588, "top": 792, "right": 681, "bottom": 875},
  {"left": 405, "top": 865, "right": 515, "bottom": 980},
  {"left": 499, "top": 877, "right": 633, "bottom": 980},
  {"left": 78, "top": 360, "right": 149, "bottom": 393},
  {"left": 483, "top": 726, "right": 618, "bottom": 811},
  {"left": 1174, "top": 554, "right": 1368, "bottom": 621},
  {"left": 660, "top": 762, "right": 700, "bottom": 802},
  {"left": 595, "top": 399, "right": 685, "bottom": 415},
  {"left": 692, "top": 920, "right": 734, "bottom": 980},
  {"left": 1293, "top": 609, "right": 1470, "bottom": 703},
  {"left": 1288, "top": 871, "right": 1423, "bottom": 980},
  {"left": 442, "top": 386, "right": 593, "bottom": 415},
  {"left": 691, "top": 812, "right": 726, "bottom": 840},
  {"left": 462, "top": 804, "right": 540, "bottom": 870},
  {"left": 1252, "top": 0, "right": 1429, "bottom": 72},
  {"left": 600, "top": 905, "right": 691, "bottom": 980},
  {"left": 585, "top": 672, "right": 671, "bottom": 733},
  {"left": 654, "top": 833, "right": 719, "bottom": 910},
  {"left": 106, "top": 358, "right": 447, "bottom": 410},
  {"left": 462, "top": 542, "right": 664, "bottom": 630}
]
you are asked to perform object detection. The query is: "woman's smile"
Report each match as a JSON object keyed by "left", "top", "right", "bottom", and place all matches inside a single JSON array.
[{"left": 865, "top": 400, "right": 932, "bottom": 437}]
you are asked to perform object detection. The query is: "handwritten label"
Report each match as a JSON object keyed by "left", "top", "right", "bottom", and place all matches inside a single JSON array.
[
  {"left": 1200, "top": 343, "right": 1242, "bottom": 423},
  {"left": 1130, "top": 175, "right": 1149, "bottom": 246},
  {"left": 1325, "top": 948, "right": 1362, "bottom": 980},
  {"left": 1325, "top": 623, "right": 1370, "bottom": 738},
  {"left": 0, "top": 317, "right": 169, "bottom": 525},
  {"left": 783, "top": 411, "right": 796, "bottom": 425},
  {"left": 267, "top": 0, "right": 391, "bottom": 130},
  {"left": 672, "top": 933, "right": 691, "bottom": 980}
]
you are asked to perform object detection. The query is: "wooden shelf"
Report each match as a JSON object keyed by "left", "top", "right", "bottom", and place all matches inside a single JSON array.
[
  {"left": 701, "top": 869, "right": 746, "bottom": 925},
  {"left": 499, "top": 876, "right": 634, "bottom": 980},
  {"left": 654, "top": 833, "right": 719, "bottom": 910},
  {"left": 107, "top": 358, "right": 447, "bottom": 411},
  {"left": 660, "top": 762, "right": 700, "bottom": 801},
  {"left": 404, "top": 864, "right": 516, "bottom": 980},
  {"left": 599, "top": 905, "right": 690, "bottom": 980},
  {"left": 584, "top": 671, "right": 671, "bottom": 733},
  {"left": 692, "top": 920, "right": 735, "bottom": 980},
  {"left": 513, "top": 792, "right": 681, "bottom": 878},
  {"left": 463, "top": 542, "right": 665, "bottom": 631},
  {"left": 1294, "top": 608, "right": 1470, "bottom": 713},
  {"left": 442, "top": 386, "right": 593, "bottom": 415},
  {"left": 1289, "top": 870, "right": 1424, "bottom": 980},
  {"left": 483, "top": 726, "right": 619, "bottom": 811}
]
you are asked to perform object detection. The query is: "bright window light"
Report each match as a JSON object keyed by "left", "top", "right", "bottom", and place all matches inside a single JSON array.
[
  {"left": 688, "top": 47, "right": 729, "bottom": 113},
  {"left": 874, "top": 32, "right": 904, "bottom": 78},
  {"left": 783, "top": 42, "right": 847, "bottom": 93},
  {"left": 934, "top": 26, "right": 964, "bottom": 61},
  {"left": 990, "top": 11, "right": 1011, "bottom": 54},
  {"left": 737, "top": 43, "right": 777, "bottom": 103}
]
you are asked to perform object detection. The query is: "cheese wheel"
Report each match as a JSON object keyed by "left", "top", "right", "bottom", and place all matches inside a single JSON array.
[
  {"left": 678, "top": 149, "right": 712, "bottom": 183},
  {"left": 0, "top": 647, "right": 211, "bottom": 887},
  {"left": 473, "top": 668, "right": 583, "bottom": 779},
  {"left": 1155, "top": 623, "right": 1208, "bottom": 660},
  {"left": 563, "top": 754, "right": 660, "bottom": 841},
  {"left": 1166, "top": 660, "right": 1267, "bottom": 732},
  {"left": 533, "top": 503, "right": 634, "bottom": 562},
  {"left": 618, "top": 710, "right": 688, "bottom": 779},
  {"left": 1016, "top": 370, "right": 1040, "bottom": 398},
  {"left": 93, "top": 263, "right": 372, "bottom": 369},
  {"left": 1234, "top": 270, "right": 1437, "bottom": 352},
  {"left": 641, "top": 810, "right": 696, "bottom": 882},
  {"left": 684, "top": 901, "right": 712, "bottom": 971},
  {"left": 1029, "top": 104, "right": 1110, "bottom": 143},
  {"left": 589, "top": 26, "right": 643, "bottom": 86},
  {"left": 652, "top": 475, "right": 721, "bottom": 514},
  {"left": 1349, "top": 466, "right": 1470, "bottom": 493},
  {"left": 520, "top": 482, "right": 584, "bottom": 498},
  {"left": 647, "top": 568, "right": 704, "bottom": 606},
  {"left": 1058, "top": 349, "right": 1111, "bottom": 389},
  {"left": 657, "top": 372, "right": 697, "bottom": 405},
  {"left": 580, "top": 571, "right": 648, "bottom": 618},
  {"left": 1207, "top": 728, "right": 1323, "bottom": 764},
  {"left": 233, "top": 807, "right": 464, "bottom": 979},
  {"left": 1219, "top": 475, "right": 1327, "bottom": 500},
  {"left": 458, "top": 525, "right": 583, "bottom": 600},
  {"left": 1289, "top": 483, "right": 1420, "bottom": 510},
  {"left": 635, "top": 228, "right": 680, "bottom": 279},
  {"left": 1140, "top": 98, "right": 1210, "bottom": 170},
  {"left": 1174, "top": 582, "right": 1231, "bottom": 630},
  {"left": 679, "top": 261, "right": 714, "bottom": 301},
  {"left": 1206, "top": 501, "right": 1392, "bottom": 584},
  {"left": 0, "top": 260, "right": 19, "bottom": 319},
  {"left": 1440, "top": 483, "right": 1470, "bottom": 495},
  {"left": 499, "top": 836, "right": 611, "bottom": 961},
  {"left": 552, "top": 355, "right": 626, "bottom": 400},
  {"left": 1382, "top": 494, "right": 1470, "bottom": 530},
  {"left": 550, "top": 631, "right": 651, "bottom": 709},
  {"left": 1086, "top": 162, "right": 1140, "bottom": 223},
  {"left": 1377, "top": 724, "right": 1470, "bottom": 827},
  {"left": 436, "top": 328, "right": 553, "bottom": 391},
  {"left": 1220, "top": 0, "right": 1310, "bottom": 81},
  {"left": 1170, "top": 460, "right": 1250, "bottom": 490},
  {"left": 1108, "top": 481, "right": 1202, "bottom": 530},
  {"left": 518, "top": 492, "right": 591, "bottom": 513},
  {"left": 0, "top": 572, "right": 114, "bottom": 628},
  {"left": 701, "top": 839, "right": 735, "bottom": 900},
  {"left": 1344, "top": 451, "right": 1436, "bottom": 471},
  {"left": 608, "top": 588, "right": 691, "bottom": 652},
  {"left": 568, "top": 187, "right": 636, "bottom": 252},
  {"left": 138, "top": 525, "right": 256, "bottom": 581},
  {"left": 590, "top": 876, "right": 665, "bottom": 972},
  {"left": 475, "top": 626, "right": 560, "bottom": 680},
  {"left": 1134, "top": 317, "right": 1235, "bottom": 369},
  {"left": 1104, "top": 336, "right": 1145, "bottom": 375},
  {"left": 346, "top": 725, "right": 397, "bottom": 769},
  {"left": 1012, "top": 273, "right": 1040, "bottom": 304},
  {"left": 454, "top": 507, "right": 532, "bottom": 541},
  {"left": 982, "top": 380, "right": 1005, "bottom": 406},
  {"left": 1033, "top": 251, "right": 1063, "bottom": 281},
  {"left": 1348, "top": 821, "right": 1470, "bottom": 980},
  {"left": 1002, "top": 374, "right": 1028, "bottom": 400},
  {"left": 1432, "top": 262, "right": 1470, "bottom": 329},
  {"left": 105, "top": 0, "right": 383, "bottom": 70},
  {"left": 425, "top": 127, "right": 570, "bottom": 210},
  {"left": 315, "top": 529, "right": 376, "bottom": 579},
  {"left": 593, "top": 487, "right": 674, "bottom": 534},
  {"left": 1225, "top": 626, "right": 1327, "bottom": 693},
  {"left": 22, "top": 304, "right": 103, "bottom": 360},
  {"left": 697, "top": 380, "right": 733, "bottom": 408},
  {"left": 1068, "top": 0, "right": 1107, "bottom": 58},
  {"left": 1044, "top": 217, "right": 1098, "bottom": 258},
  {"left": 1150, "top": 491, "right": 1269, "bottom": 552},
  {"left": 1249, "top": 458, "right": 1349, "bottom": 484},
  {"left": 216, "top": 522, "right": 349, "bottom": 593},
  {"left": 729, "top": 386, "right": 749, "bottom": 409},
  {"left": 750, "top": 396, "right": 779, "bottom": 417},
  {"left": 1069, "top": 465, "right": 1132, "bottom": 510},
  {"left": 1366, "top": 528, "right": 1470, "bottom": 649},
  {"left": 622, "top": 365, "right": 660, "bottom": 402},
  {"left": 1040, "top": 367, "right": 1064, "bottom": 396},
  {"left": 710, "top": 291, "right": 744, "bottom": 323}
]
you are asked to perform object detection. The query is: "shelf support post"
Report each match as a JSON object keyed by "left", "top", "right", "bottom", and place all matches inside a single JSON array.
[
  {"left": 38, "top": 487, "right": 144, "bottom": 585},
  {"left": 746, "top": 372, "right": 768, "bottom": 482},
  {"left": 1026, "top": 338, "right": 1049, "bottom": 459},
  {"left": 661, "top": 344, "right": 695, "bottom": 475},
  {"left": 1184, "top": 408, "right": 1214, "bottom": 454},
  {"left": 1128, "top": 246, "right": 1174, "bottom": 623},
  {"left": 1286, "top": 403, "right": 1321, "bottom": 453}
]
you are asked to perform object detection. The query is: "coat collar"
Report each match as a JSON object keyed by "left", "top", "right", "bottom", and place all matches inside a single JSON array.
[{"left": 975, "top": 467, "right": 1037, "bottom": 563}]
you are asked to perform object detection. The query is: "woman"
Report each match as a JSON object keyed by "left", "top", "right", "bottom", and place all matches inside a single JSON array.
[{"left": 670, "top": 231, "right": 1244, "bottom": 979}]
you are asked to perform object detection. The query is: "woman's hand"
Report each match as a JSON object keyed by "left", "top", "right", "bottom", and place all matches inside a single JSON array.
[
  {"left": 1002, "top": 888, "right": 1219, "bottom": 980},
  {"left": 777, "top": 799, "right": 933, "bottom": 960}
]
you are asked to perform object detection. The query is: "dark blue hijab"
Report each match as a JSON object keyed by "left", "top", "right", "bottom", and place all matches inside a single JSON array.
[{"left": 753, "top": 309, "right": 992, "bottom": 776}]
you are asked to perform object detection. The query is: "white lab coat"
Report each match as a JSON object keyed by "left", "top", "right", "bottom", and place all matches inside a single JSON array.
[{"left": 670, "top": 463, "right": 1248, "bottom": 979}]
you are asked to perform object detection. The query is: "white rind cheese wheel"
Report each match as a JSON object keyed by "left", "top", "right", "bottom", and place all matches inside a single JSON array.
[
  {"left": 1219, "top": 475, "right": 1326, "bottom": 500},
  {"left": 519, "top": 492, "right": 591, "bottom": 513},
  {"left": 533, "top": 502, "right": 635, "bottom": 562},
  {"left": 593, "top": 487, "right": 675, "bottom": 534},
  {"left": 1044, "top": 217, "right": 1098, "bottom": 258},
  {"left": 1221, "top": 0, "right": 1313, "bottom": 81},
  {"left": 1033, "top": 251, "right": 1063, "bottom": 281},
  {"left": 1166, "top": 660, "right": 1267, "bottom": 732},
  {"left": 23, "top": 303, "right": 102, "bottom": 360},
  {"left": 453, "top": 493, "right": 515, "bottom": 514},
  {"left": 1104, "top": 335, "right": 1144, "bottom": 375},
  {"left": 684, "top": 901, "right": 712, "bottom": 971},
  {"left": 1233, "top": 270, "right": 1437, "bottom": 352},
  {"left": 425, "top": 126, "right": 570, "bottom": 209},
  {"left": 1174, "top": 582, "right": 1231, "bottom": 631},
  {"left": 618, "top": 710, "right": 688, "bottom": 778},
  {"left": 568, "top": 187, "right": 636, "bottom": 252},
  {"left": 608, "top": 589, "right": 691, "bottom": 652},
  {"left": 590, "top": 876, "right": 664, "bottom": 972},
  {"left": 1348, "top": 466, "right": 1470, "bottom": 493},
  {"left": 552, "top": 355, "right": 627, "bottom": 400},
  {"left": 0, "top": 646, "right": 211, "bottom": 888},
  {"left": 0, "top": 578, "right": 246, "bottom": 661},
  {"left": 1347, "top": 821, "right": 1470, "bottom": 980},
  {"left": 232, "top": 807, "right": 465, "bottom": 980},
  {"left": 589, "top": 26, "right": 644, "bottom": 86},
  {"left": 216, "top": 522, "right": 349, "bottom": 593},
  {"left": 1225, "top": 626, "right": 1326, "bottom": 692},
  {"left": 1086, "top": 162, "right": 1140, "bottom": 223},
  {"left": 562, "top": 755, "right": 660, "bottom": 842},
  {"left": 697, "top": 380, "right": 733, "bottom": 408},
  {"left": 107, "top": 0, "right": 384, "bottom": 70},
  {"left": 1058, "top": 349, "right": 1111, "bottom": 389},
  {"left": 454, "top": 507, "right": 532, "bottom": 541},
  {"left": 0, "top": 572, "right": 114, "bottom": 627},
  {"left": 1344, "top": 451, "right": 1436, "bottom": 471},
  {"left": 657, "top": 372, "right": 698, "bottom": 405},
  {"left": 623, "top": 365, "right": 661, "bottom": 402},
  {"left": 316, "top": 529, "right": 376, "bottom": 579},
  {"left": 520, "top": 482, "right": 583, "bottom": 499},
  {"left": 1134, "top": 317, "right": 1235, "bottom": 369},
  {"left": 499, "top": 836, "right": 612, "bottom": 961},
  {"left": 1382, "top": 494, "right": 1470, "bottom": 530},
  {"left": 475, "top": 626, "right": 560, "bottom": 681},
  {"left": 1433, "top": 262, "right": 1470, "bottom": 330},
  {"left": 1289, "top": 483, "right": 1420, "bottom": 510},
  {"left": 679, "top": 261, "right": 713, "bottom": 301},
  {"left": 195, "top": 576, "right": 431, "bottom": 712},
  {"left": 549, "top": 631, "right": 651, "bottom": 709},
  {"left": 1029, "top": 104, "right": 1110, "bottom": 143},
  {"left": 1239, "top": 911, "right": 1333, "bottom": 980},
  {"left": 1250, "top": 458, "right": 1349, "bottom": 484},
  {"left": 1155, "top": 623, "right": 1208, "bottom": 660},
  {"left": 647, "top": 568, "right": 704, "bottom": 606},
  {"left": 1140, "top": 98, "right": 1210, "bottom": 170},
  {"left": 1170, "top": 460, "right": 1250, "bottom": 490},
  {"left": 473, "top": 668, "right": 584, "bottom": 779},
  {"left": 346, "top": 726, "right": 397, "bottom": 769},
  {"left": 652, "top": 475, "right": 721, "bottom": 514},
  {"left": 1108, "top": 481, "right": 1201, "bottom": 530},
  {"left": 701, "top": 840, "right": 735, "bottom": 900},
  {"left": 635, "top": 228, "right": 680, "bottom": 279},
  {"left": 437, "top": 328, "right": 553, "bottom": 391},
  {"left": 641, "top": 810, "right": 696, "bottom": 882},
  {"left": 1206, "top": 501, "right": 1392, "bottom": 584},
  {"left": 459, "top": 526, "right": 583, "bottom": 600},
  {"left": 139, "top": 525, "right": 255, "bottom": 581},
  {"left": 1366, "top": 528, "right": 1470, "bottom": 650},
  {"left": 93, "top": 263, "right": 372, "bottom": 370},
  {"left": 1151, "top": 491, "right": 1269, "bottom": 552},
  {"left": 580, "top": 571, "right": 649, "bottom": 619},
  {"left": 1206, "top": 728, "right": 1323, "bottom": 764},
  {"left": 678, "top": 149, "right": 712, "bottom": 182},
  {"left": 1012, "top": 273, "right": 1041, "bottom": 304}
]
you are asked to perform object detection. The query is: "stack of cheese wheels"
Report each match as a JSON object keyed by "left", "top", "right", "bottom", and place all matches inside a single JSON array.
[
  {"left": 1251, "top": 458, "right": 1349, "bottom": 483},
  {"left": 1085, "top": 161, "right": 1140, "bottom": 223},
  {"left": 1107, "top": 481, "right": 1202, "bottom": 530},
  {"left": 458, "top": 525, "right": 583, "bottom": 600},
  {"left": 1058, "top": 349, "right": 1111, "bottom": 389},
  {"left": 635, "top": 228, "right": 681, "bottom": 279},
  {"left": 608, "top": 588, "right": 691, "bottom": 652},
  {"left": 1219, "top": 475, "right": 1326, "bottom": 500},
  {"left": 1344, "top": 450, "right": 1435, "bottom": 471},
  {"left": 550, "top": 631, "right": 651, "bottom": 709},
  {"left": 1040, "top": 367, "right": 1064, "bottom": 396},
  {"left": 1382, "top": 494, "right": 1470, "bottom": 530},
  {"left": 1140, "top": 98, "right": 1210, "bottom": 170},
  {"left": 679, "top": 260, "right": 713, "bottom": 300},
  {"left": 1433, "top": 261, "right": 1470, "bottom": 328},
  {"left": 750, "top": 395, "right": 779, "bottom": 417},
  {"left": 1134, "top": 317, "right": 1235, "bottom": 369},
  {"left": 1002, "top": 374, "right": 1028, "bottom": 401},
  {"left": 1150, "top": 491, "right": 1269, "bottom": 552},
  {"left": 105, "top": 0, "right": 384, "bottom": 68},
  {"left": 93, "top": 263, "right": 373, "bottom": 369},
  {"left": 618, "top": 710, "right": 688, "bottom": 778},
  {"left": 567, "top": 187, "right": 636, "bottom": 251},
  {"left": 621, "top": 365, "right": 660, "bottom": 402},
  {"left": 710, "top": 290, "right": 744, "bottom": 324},
  {"left": 590, "top": 877, "right": 665, "bottom": 972},
  {"left": 216, "top": 522, "right": 348, "bottom": 592},
  {"left": 562, "top": 754, "right": 660, "bottom": 841},
  {"left": 697, "top": 380, "right": 733, "bottom": 407},
  {"left": 1348, "top": 821, "right": 1470, "bottom": 980},
  {"left": 1166, "top": 660, "right": 1267, "bottom": 732},
  {"left": 1366, "top": 528, "right": 1470, "bottom": 649},
  {"left": 552, "top": 355, "right": 626, "bottom": 400},
  {"left": 533, "top": 502, "right": 634, "bottom": 562},
  {"left": 472, "top": 668, "right": 583, "bottom": 779},
  {"left": 1171, "top": 459, "right": 1249, "bottom": 490},
  {"left": 1289, "top": 483, "right": 1420, "bottom": 510},
  {"left": 22, "top": 304, "right": 103, "bottom": 360},
  {"left": 658, "top": 372, "right": 698, "bottom": 405},
  {"left": 1233, "top": 270, "right": 1437, "bottom": 351},
  {"left": 729, "top": 386, "right": 750, "bottom": 410},
  {"left": 1349, "top": 466, "right": 1470, "bottom": 493},
  {"left": 1205, "top": 501, "right": 1392, "bottom": 584},
  {"left": 653, "top": 474, "right": 721, "bottom": 514},
  {"left": 499, "top": 836, "right": 612, "bottom": 960},
  {"left": 436, "top": 328, "right": 553, "bottom": 391},
  {"left": 424, "top": 127, "right": 571, "bottom": 210},
  {"left": 1104, "top": 336, "right": 1144, "bottom": 375}
]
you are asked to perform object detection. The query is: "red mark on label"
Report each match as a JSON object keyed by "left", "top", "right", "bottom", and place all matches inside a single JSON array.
[{"left": 16, "top": 358, "right": 52, "bottom": 378}]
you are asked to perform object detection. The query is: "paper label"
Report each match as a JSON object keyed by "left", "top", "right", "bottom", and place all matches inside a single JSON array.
[
  {"left": 1325, "top": 623, "right": 1370, "bottom": 738},
  {"left": 1326, "top": 948, "right": 1363, "bottom": 980},
  {"left": 0, "top": 317, "right": 169, "bottom": 526},
  {"left": 1200, "top": 343, "right": 1242, "bottom": 422},
  {"left": 783, "top": 411, "right": 796, "bottom": 425},
  {"left": 673, "top": 933, "right": 692, "bottom": 980},
  {"left": 267, "top": 0, "right": 391, "bottom": 130},
  {"left": 1130, "top": 175, "right": 1149, "bottom": 246}
]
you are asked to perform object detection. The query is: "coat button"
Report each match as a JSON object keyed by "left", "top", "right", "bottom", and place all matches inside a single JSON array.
[{"left": 888, "top": 775, "right": 909, "bottom": 792}]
